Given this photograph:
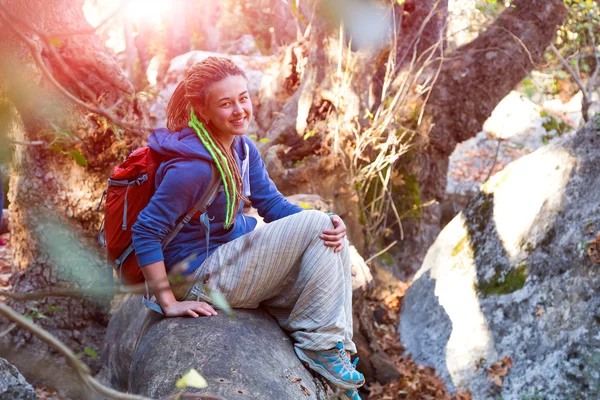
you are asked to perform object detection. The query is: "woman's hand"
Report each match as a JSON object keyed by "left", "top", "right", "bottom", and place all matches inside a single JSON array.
[
  {"left": 162, "top": 300, "right": 218, "bottom": 318},
  {"left": 320, "top": 214, "right": 347, "bottom": 253}
]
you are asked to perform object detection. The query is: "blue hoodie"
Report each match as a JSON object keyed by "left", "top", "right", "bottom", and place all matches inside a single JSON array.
[{"left": 131, "top": 127, "right": 303, "bottom": 275}]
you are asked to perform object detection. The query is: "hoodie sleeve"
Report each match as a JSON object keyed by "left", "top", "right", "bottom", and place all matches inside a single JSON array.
[
  {"left": 246, "top": 139, "right": 303, "bottom": 223},
  {"left": 131, "top": 158, "right": 212, "bottom": 267}
]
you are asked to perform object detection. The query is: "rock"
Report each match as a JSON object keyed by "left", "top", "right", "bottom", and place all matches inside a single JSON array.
[
  {"left": 399, "top": 119, "right": 600, "bottom": 400},
  {"left": 443, "top": 91, "right": 578, "bottom": 227},
  {"left": 103, "top": 295, "right": 149, "bottom": 392},
  {"left": 105, "top": 295, "right": 333, "bottom": 399},
  {"left": 0, "top": 358, "right": 36, "bottom": 400},
  {"left": 369, "top": 352, "right": 401, "bottom": 384}
]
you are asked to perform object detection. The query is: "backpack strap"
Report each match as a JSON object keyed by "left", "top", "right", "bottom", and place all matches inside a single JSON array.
[
  {"left": 160, "top": 163, "right": 221, "bottom": 249},
  {"left": 144, "top": 163, "right": 221, "bottom": 315}
]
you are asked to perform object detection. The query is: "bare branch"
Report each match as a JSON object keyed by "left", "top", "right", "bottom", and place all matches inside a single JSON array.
[
  {"left": 550, "top": 43, "right": 589, "bottom": 97},
  {"left": 586, "top": 26, "right": 599, "bottom": 96},
  {"left": 0, "top": 303, "right": 153, "bottom": 400},
  {"left": 365, "top": 240, "right": 398, "bottom": 264},
  {"left": 7, "top": 139, "right": 46, "bottom": 146}
]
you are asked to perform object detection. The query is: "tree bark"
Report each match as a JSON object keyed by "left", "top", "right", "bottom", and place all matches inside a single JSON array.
[
  {"left": 392, "top": 0, "right": 568, "bottom": 279},
  {"left": 0, "top": 0, "right": 146, "bottom": 359}
]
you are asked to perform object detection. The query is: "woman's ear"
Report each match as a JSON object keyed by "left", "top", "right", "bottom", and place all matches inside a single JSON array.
[{"left": 194, "top": 107, "right": 209, "bottom": 125}]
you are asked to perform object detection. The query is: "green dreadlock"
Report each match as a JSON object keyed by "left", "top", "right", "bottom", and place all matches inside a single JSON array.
[{"left": 188, "top": 109, "right": 237, "bottom": 228}]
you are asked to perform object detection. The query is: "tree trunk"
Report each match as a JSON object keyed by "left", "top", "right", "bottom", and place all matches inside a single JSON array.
[
  {"left": 0, "top": 0, "right": 146, "bottom": 359},
  {"left": 390, "top": 0, "right": 568, "bottom": 279}
]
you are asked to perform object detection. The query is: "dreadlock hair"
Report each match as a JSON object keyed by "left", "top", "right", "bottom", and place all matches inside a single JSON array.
[{"left": 166, "top": 56, "right": 249, "bottom": 229}]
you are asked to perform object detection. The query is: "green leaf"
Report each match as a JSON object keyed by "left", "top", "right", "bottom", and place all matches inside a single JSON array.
[
  {"left": 49, "top": 37, "right": 62, "bottom": 48},
  {"left": 176, "top": 369, "right": 208, "bottom": 389},
  {"left": 259, "top": 138, "right": 270, "bottom": 143},
  {"left": 84, "top": 346, "right": 98, "bottom": 360},
  {"left": 204, "top": 285, "right": 234, "bottom": 318},
  {"left": 49, "top": 145, "right": 64, "bottom": 153},
  {"left": 68, "top": 150, "right": 88, "bottom": 167},
  {"left": 248, "top": 134, "right": 257, "bottom": 140},
  {"left": 303, "top": 130, "right": 316, "bottom": 140},
  {"left": 47, "top": 305, "right": 62, "bottom": 312}
]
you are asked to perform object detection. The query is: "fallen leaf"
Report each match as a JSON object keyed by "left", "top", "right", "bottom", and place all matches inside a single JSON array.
[
  {"left": 300, "top": 384, "right": 310, "bottom": 396},
  {"left": 536, "top": 305, "right": 545, "bottom": 317},
  {"left": 176, "top": 369, "right": 208, "bottom": 389}
]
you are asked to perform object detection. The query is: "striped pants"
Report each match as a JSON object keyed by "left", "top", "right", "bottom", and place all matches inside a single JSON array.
[{"left": 175, "top": 210, "right": 356, "bottom": 353}]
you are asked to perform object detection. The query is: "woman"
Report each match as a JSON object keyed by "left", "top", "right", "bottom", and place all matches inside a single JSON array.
[{"left": 131, "top": 56, "right": 363, "bottom": 398}]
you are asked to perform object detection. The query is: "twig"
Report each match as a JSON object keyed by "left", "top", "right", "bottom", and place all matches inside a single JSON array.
[
  {"left": 0, "top": 303, "right": 153, "bottom": 400},
  {"left": 483, "top": 133, "right": 503, "bottom": 183},
  {"left": 7, "top": 139, "right": 46, "bottom": 146},
  {"left": 586, "top": 26, "right": 599, "bottom": 97},
  {"left": 550, "top": 44, "right": 589, "bottom": 102},
  {"left": 365, "top": 240, "right": 398, "bottom": 264},
  {"left": 0, "top": 323, "right": 16, "bottom": 338}
]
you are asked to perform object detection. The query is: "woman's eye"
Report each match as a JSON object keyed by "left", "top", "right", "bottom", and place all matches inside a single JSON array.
[
  {"left": 241, "top": 96, "right": 249, "bottom": 101},
  {"left": 221, "top": 102, "right": 231, "bottom": 107}
]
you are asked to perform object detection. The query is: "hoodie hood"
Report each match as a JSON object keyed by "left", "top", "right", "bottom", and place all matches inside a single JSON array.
[{"left": 149, "top": 127, "right": 247, "bottom": 161}]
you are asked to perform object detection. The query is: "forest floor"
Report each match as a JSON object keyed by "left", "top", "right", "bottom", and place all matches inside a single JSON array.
[
  {"left": 0, "top": 232, "right": 67, "bottom": 400},
  {"left": 363, "top": 274, "right": 472, "bottom": 400}
]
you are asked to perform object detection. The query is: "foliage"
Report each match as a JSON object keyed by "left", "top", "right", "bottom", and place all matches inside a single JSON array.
[{"left": 553, "top": 0, "right": 600, "bottom": 76}]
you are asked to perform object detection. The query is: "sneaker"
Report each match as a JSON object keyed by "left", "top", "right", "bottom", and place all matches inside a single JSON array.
[
  {"left": 294, "top": 342, "right": 365, "bottom": 390},
  {"left": 342, "top": 389, "right": 362, "bottom": 400}
]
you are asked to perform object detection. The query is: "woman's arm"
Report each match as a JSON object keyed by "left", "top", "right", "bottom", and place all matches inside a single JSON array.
[
  {"left": 132, "top": 159, "right": 211, "bottom": 269},
  {"left": 142, "top": 260, "right": 217, "bottom": 318}
]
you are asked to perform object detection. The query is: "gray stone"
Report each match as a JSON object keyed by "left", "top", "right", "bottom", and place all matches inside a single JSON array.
[
  {"left": 399, "top": 119, "right": 600, "bottom": 400},
  {"left": 103, "top": 294, "right": 149, "bottom": 392},
  {"left": 0, "top": 357, "right": 36, "bottom": 400},
  {"left": 106, "top": 295, "right": 334, "bottom": 399}
]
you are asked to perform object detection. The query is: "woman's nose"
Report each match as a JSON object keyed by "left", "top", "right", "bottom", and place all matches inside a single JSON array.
[{"left": 233, "top": 103, "right": 243, "bottom": 115}]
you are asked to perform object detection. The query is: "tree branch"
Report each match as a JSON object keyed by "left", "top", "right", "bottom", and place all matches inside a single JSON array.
[
  {"left": 550, "top": 43, "right": 589, "bottom": 97},
  {"left": 0, "top": 6, "right": 150, "bottom": 135},
  {"left": 0, "top": 303, "right": 153, "bottom": 400}
]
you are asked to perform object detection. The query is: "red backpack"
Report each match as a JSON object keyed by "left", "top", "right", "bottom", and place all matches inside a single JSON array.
[{"left": 96, "top": 147, "right": 220, "bottom": 286}]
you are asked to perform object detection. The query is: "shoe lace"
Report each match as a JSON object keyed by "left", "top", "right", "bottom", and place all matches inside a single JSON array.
[{"left": 338, "top": 347, "right": 354, "bottom": 370}]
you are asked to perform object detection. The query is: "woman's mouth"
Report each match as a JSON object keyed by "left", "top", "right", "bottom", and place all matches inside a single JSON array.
[{"left": 230, "top": 116, "right": 246, "bottom": 126}]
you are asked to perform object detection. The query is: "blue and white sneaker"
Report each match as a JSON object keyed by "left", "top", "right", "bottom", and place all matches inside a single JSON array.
[{"left": 294, "top": 342, "right": 365, "bottom": 389}]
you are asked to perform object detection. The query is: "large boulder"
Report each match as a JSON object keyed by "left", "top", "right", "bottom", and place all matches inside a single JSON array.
[
  {"left": 443, "top": 91, "right": 579, "bottom": 227},
  {"left": 0, "top": 357, "right": 36, "bottom": 400},
  {"left": 399, "top": 119, "right": 600, "bottom": 400},
  {"left": 105, "top": 295, "right": 334, "bottom": 399}
]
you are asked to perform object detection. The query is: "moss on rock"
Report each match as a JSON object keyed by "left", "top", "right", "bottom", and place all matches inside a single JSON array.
[{"left": 476, "top": 263, "right": 528, "bottom": 297}]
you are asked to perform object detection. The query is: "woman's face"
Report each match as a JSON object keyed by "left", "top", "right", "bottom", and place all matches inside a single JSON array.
[{"left": 200, "top": 74, "right": 252, "bottom": 146}]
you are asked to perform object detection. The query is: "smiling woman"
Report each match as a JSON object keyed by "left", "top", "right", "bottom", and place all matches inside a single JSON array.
[
  {"left": 200, "top": 75, "right": 253, "bottom": 146},
  {"left": 130, "top": 56, "right": 365, "bottom": 397}
]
